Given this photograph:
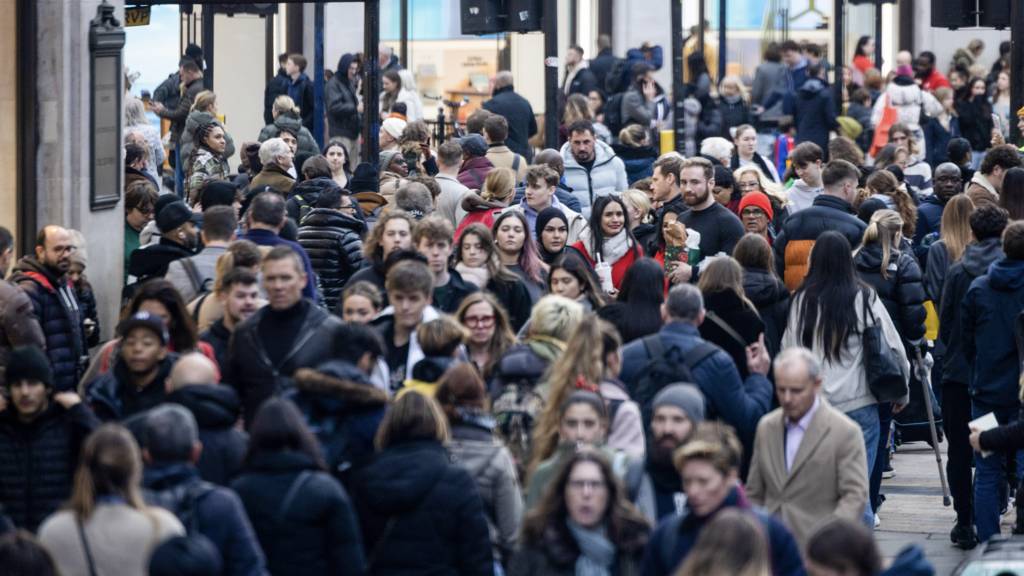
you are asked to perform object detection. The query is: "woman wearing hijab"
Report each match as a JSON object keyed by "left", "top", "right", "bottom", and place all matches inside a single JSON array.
[{"left": 536, "top": 207, "right": 571, "bottom": 265}]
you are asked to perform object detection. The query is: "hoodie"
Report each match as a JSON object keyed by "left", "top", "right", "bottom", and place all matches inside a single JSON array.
[
  {"left": 785, "top": 179, "right": 823, "bottom": 214},
  {"left": 792, "top": 77, "right": 839, "bottom": 154},
  {"left": 963, "top": 258, "right": 1024, "bottom": 406}
]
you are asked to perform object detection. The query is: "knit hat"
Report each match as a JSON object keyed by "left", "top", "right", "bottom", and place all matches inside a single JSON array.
[
  {"left": 154, "top": 193, "right": 179, "bottom": 219},
  {"left": 884, "top": 164, "right": 905, "bottom": 184},
  {"left": 738, "top": 191, "right": 774, "bottom": 221},
  {"left": 379, "top": 150, "right": 403, "bottom": 173},
  {"left": 156, "top": 200, "right": 193, "bottom": 233},
  {"left": 149, "top": 535, "right": 223, "bottom": 576},
  {"left": 895, "top": 64, "right": 914, "bottom": 78},
  {"left": 652, "top": 384, "right": 706, "bottom": 423},
  {"left": 535, "top": 207, "right": 569, "bottom": 243},
  {"left": 200, "top": 180, "right": 238, "bottom": 209},
  {"left": 350, "top": 162, "right": 378, "bottom": 193},
  {"left": 458, "top": 134, "right": 488, "bottom": 157},
  {"left": 712, "top": 165, "right": 734, "bottom": 189},
  {"left": 117, "top": 311, "right": 170, "bottom": 345},
  {"left": 4, "top": 346, "right": 53, "bottom": 388},
  {"left": 381, "top": 117, "right": 407, "bottom": 141}
]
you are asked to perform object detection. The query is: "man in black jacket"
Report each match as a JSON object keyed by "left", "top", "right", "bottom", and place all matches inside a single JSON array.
[
  {"left": 413, "top": 216, "right": 477, "bottom": 313},
  {"left": 200, "top": 268, "right": 263, "bottom": 371},
  {"left": 284, "top": 54, "right": 316, "bottom": 133},
  {"left": 152, "top": 57, "right": 205, "bottom": 195},
  {"left": 483, "top": 71, "right": 537, "bottom": 162},
  {"left": 0, "top": 346, "right": 99, "bottom": 531},
  {"left": 226, "top": 245, "right": 342, "bottom": 427},
  {"left": 128, "top": 200, "right": 197, "bottom": 283},
  {"left": 297, "top": 187, "right": 366, "bottom": 311},
  {"left": 325, "top": 53, "right": 362, "bottom": 166},
  {"left": 263, "top": 53, "right": 291, "bottom": 125}
]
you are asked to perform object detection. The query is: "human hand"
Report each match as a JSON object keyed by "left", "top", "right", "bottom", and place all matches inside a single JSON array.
[
  {"left": 643, "top": 80, "right": 657, "bottom": 102},
  {"left": 669, "top": 262, "right": 692, "bottom": 284},
  {"left": 992, "top": 129, "right": 1006, "bottom": 147},
  {"left": 746, "top": 334, "right": 771, "bottom": 376},
  {"left": 893, "top": 402, "right": 907, "bottom": 414},
  {"left": 420, "top": 142, "right": 433, "bottom": 159},
  {"left": 53, "top": 392, "right": 82, "bottom": 410},
  {"left": 969, "top": 428, "right": 983, "bottom": 452}
]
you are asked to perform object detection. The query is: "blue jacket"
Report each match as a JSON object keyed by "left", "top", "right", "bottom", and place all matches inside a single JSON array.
[
  {"left": 924, "top": 116, "right": 960, "bottom": 166},
  {"left": 788, "top": 78, "right": 838, "bottom": 155},
  {"left": 880, "top": 545, "right": 934, "bottom": 576},
  {"left": 620, "top": 323, "right": 773, "bottom": 449},
  {"left": 239, "top": 228, "right": 318, "bottom": 302},
  {"left": 287, "top": 73, "right": 316, "bottom": 132},
  {"left": 914, "top": 195, "right": 945, "bottom": 261},
  {"left": 963, "top": 258, "right": 1024, "bottom": 407}
]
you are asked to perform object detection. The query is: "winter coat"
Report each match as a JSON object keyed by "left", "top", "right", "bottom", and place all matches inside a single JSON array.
[
  {"left": 85, "top": 353, "right": 179, "bottom": 422},
  {"left": 612, "top": 144, "right": 659, "bottom": 185},
  {"left": 621, "top": 85, "right": 657, "bottom": 128},
  {"left": 489, "top": 339, "right": 563, "bottom": 399},
  {"left": 509, "top": 519, "right": 648, "bottom": 576},
  {"left": 325, "top": 57, "right": 361, "bottom": 140},
  {"left": 740, "top": 266, "right": 790, "bottom": 358},
  {"left": 180, "top": 111, "right": 237, "bottom": 164},
  {"left": 458, "top": 156, "right": 495, "bottom": 190},
  {"left": 854, "top": 244, "right": 927, "bottom": 345},
  {"left": 570, "top": 239, "right": 643, "bottom": 292},
  {"left": 166, "top": 384, "right": 249, "bottom": 485},
  {"left": 249, "top": 163, "right": 296, "bottom": 196},
  {"left": 962, "top": 258, "right": 1024, "bottom": 408},
  {"left": 924, "top": 115, "right": 961, "bottom": 166},
  {"left": 226, "top": 302, "right": 343, "bottom": 426},
  {"left": 601, "top": 379, "right": 646, "bottom": 461},
  {"left": 0, "top": 403, "right": 98, "bottom": 532},
  {"left": 158, "top": 77, "right": 205, "bottom": 143},
  {"left": 264, "top": 70, "right": 291, "bottom": 125},
  {"left": 483, "top": 85, "right": 537, "bottom": 162},
  {"left": 718, "top": 96, "right": 752, "bottom": 137},
  {"left": 10, "top": 257, "right": 85, "bottom": 391},
  {"left": 144, "top": 464, "right": 267, "bottom": 576},
  {"left": 880, "top": 546, "right": 935, "bottom": 576},
  {"left": 486, "top": 144, "right": 529, "bottom": 183},
  {"left": 924, "top": 240, "right": 951, "bottom": 304},
  {"left": 698, "top": 289, "right": 766, "bottom": 380},
  {"left": 0, "top": 279, "right": 46, "bottom": 385},
  {"left": 232, "top": 450, "right": 366, "bottom": 576},
  {"left": 186, "top": 148, "right": 231, "bottom": 204},
  {"left": 956, "top": 95, "right": 995, "bottom": 152},
  {"left": 914, "top": 194, "right": 946, "bottom": 252},
  {"left": 287, "top": 73, "right": 316, "bottom": 132},
  {"left": 940, "top": 238, "right": 1004, "bottom": 387},
  {"left": 258, "top": 113, "right": 320, "bottom": 159},
  {"left": 455, "top": 194, "right": 506, "bottom": 241},
  {"left": 74, "top": 280, "right": 100, "bottom": 349},
  {"left": 350, "top": 440, "right": 495, "bottom": 576},
  {"left": 966, "top": 172, "right": 999, "bottom": 208},
  {"left": 200, "top": 320, "right": 231, "bottom": 375},
  {"left": 773, "top": 194, "right": 867, "bottom": 291},
  {"left": 288, "top": 360, "right": 388, "bottom": 482},
  {"left": 433, "top": 268, "right": 480, "bottom": 314},
  {"left": 751, "top": 60, "right": 788, "bottom": 125},
  {"left": 298, "top": 208, "right": 366, "bottom": 311},
  {"left": 871, "top": 76, "right": 942, "bottom": 136},
  {"left": 128, "top": 235, "right": 195, "bottom": 285},
  {"left": 791, "top": 78, "right": 839, "bottom": 154},
  {"left": 561, "top": 140, "right": 630, "bottom": 218}
]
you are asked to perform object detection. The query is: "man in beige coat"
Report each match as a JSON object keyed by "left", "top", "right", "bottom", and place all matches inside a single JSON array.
[{"left": 746, "top": 346, "right": 869, "bottom": 548}]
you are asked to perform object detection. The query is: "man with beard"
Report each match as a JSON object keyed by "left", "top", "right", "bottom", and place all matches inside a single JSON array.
[
  {"left": 11, "top": 226, "right": 87, "bottom": 391},
  {"left": 915, "top": 162, "right": 963, "bottom": 252},
  {"left": 199, "top": 268, "right": 263, "bottom": 370},
  {"left": 0, "top": 346, "right": 99, "bottom": 531},
  {"left": 635, "top": 384, "right": 705, "bottom": 522},
  {"left": 669, "top": 157, "right": 744, "bottom": 284},
  {"left": 560, "top": 120, "right": 628, "bottom": 217},
  {"left": 127, "top": 200, "right": 198, "bottom": 284}
]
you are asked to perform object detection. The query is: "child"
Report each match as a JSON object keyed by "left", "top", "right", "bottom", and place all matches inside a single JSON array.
[{"left": 398, "top": 315, "right": 468, "bottom": 398}]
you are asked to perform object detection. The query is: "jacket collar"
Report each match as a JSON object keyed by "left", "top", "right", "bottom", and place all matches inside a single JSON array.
[
  {"left": 811, "top": 193, "right": 855, "bottom": 214},
  {"left": 492, "top": 85, "right": 515, "bottom": 96}
]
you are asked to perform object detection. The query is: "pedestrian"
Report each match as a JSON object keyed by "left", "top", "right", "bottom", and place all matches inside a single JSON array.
[
  {"left": 483, "top": 71, "right": 537, "bottom": 162},
  {"left": 734, "top": 165, "right": 789, "bottom": 236},
  {"left": 598, "top": 257, "right": 664, "bottom": 344},
  {"left": 785, "top": 142, "right": 825, "bottom": 214},
  {"left": 622, "top": 188, "right": 657, "bottom": 253},
  {"left": 127, "top": 199, "right": 198, "bottom": 287},
  {"left": 535, "top": 207, "right": 571, "bottom": 265},
  {"left": 322, "top": 139, "right": 351, "bottom": 190},
  {"left": 371, "top": 259, "right": 440, "bottom": 391},
  {"left": 339, "top": 281, "right": 383, "bottom": 325},
  {"left": 125, "top": 97, "right": 165, "bottom": 183},
  {"left": 248, "top": 138, "right": 296, "bottom": 196},
  {"left": 676, "top": 509, "right": 773, "bottom": 576},
  {"left": 435, "top": 141, "right": 472, "bottom": 226},
  {"left": 151, "top": 57, "right": 204, "bottom": 195},
  {"left": 872, "top": 64, "right": 941, "bottom": 153},
  {"left": 453, "top": 224, "right": 534, "bottom": 331},
  {"left": 189, "top": 241, "right": 264, "bottom": 333},
  {"left": 561, "top": 120, "right": 629, "bottom": 217},
  {"left": 239, "top": 192, "right": 320, "bottom": 301},
  {"left": 613, "top": 124, "right": 659, "bottom": 184},
  {"left": 398, "top": 317, "right": 466, "bottom": 397},
  {"left": 455, "top": 291, "right": 515, "bottom": 381},
  {"left": 697, "top": 257, "right": 766, "bottom": 380},
  {"left": 124, "top": 182, "right": 159, "bottom": 284},
  {"left": 560, "top": 93, "right": 611, "bottom": 146},
  {"left": 1000, "top": 166, "right": 1024, "bottom": 220},
  {"left": 325, "top": 54, "right": 362, "bottom": 166},
  {"left": 180, "top": 91, "right": 236, "bottom": 177},
  {"left": 886, "top": 123, "right": 932, "bottom": 197},
  {"left": 509, "top": 164, "right": 587, "bottom": 243},
  {"left": 457, "top": 167, "right": 515, "bottom": 239},
  {"left": 258, "top": 96, "right": 318, "bottom": 160},
  {"left": 164, "top": 206, "right": 235, "bottom": 304},
  {"left": 124, "top": 140, "right": 159, "bottom": 191},
  {"left": 924, "top": 87, "right": 961, "bottom": 166},
  {"left": 731, "top": 124, "right": 780, "bottom": 183},
  {"left": 916, "top": 162, "right": 965, "bottom": 253},
  {"left": 263, "top": 53, "right": 291, "bottom": 125},
  {"left": 966, "top": 144, "right": 1022, "bottom": 207},
  {"left": 281, "top": 54, "right": 315, "bottom": 132},
  {"left": 733, "top": 233, "right": 790, "bottom": 358},
  {"left": 296, "top": 187, "right": 366, "bottom": 311},
  {"left": 484, "top": 115, "right": 529, "bottom": 183},
  {"left": 232, "top": 399, "right": 365, "bottom": 575},
  {"left": 806, "top": 517, "right": 934, "bottom": 575},
  {"left": 670, "top": 157, "right": 745, "bottom": 282},
  {"left": 956, "top": 77, "right": 996, "bottom": 169},
  {"left": 0, "top": 228, "right": 43, "bottom": 384},
  {"left": 570, "top": 195, "right": 643, "bottom": 292},
  {"left": 546, "top": 253, "right": 606, "bottom": 313},
  {"left": 924, "top": 194, "right": 974, "bottom": 305},
  {"left": 791, "top": 64, "right": 839, "bottom": 155},
  {"left": 380, "top": 69, "right": 422, "bottom": 122},
  {"left": 492, "top": 210, "right": 547, "bottom": 302}
]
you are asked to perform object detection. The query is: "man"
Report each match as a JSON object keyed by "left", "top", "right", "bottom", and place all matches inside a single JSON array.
[
  {"left": 915, "top": 162, "right": 963, "bottom": 249},
  {"left": 85, "top": 312, "right": 178, "bottom": 422},
  {"left": 619, "top": 284, "right": 773, "bottom": 456},
  {"left": 296, "top": 187, "right": 365, "bottom": 311},
  {"left": 166, "top": 353, "right": 249, "bottom": 486},
  {"left": 0, "top": 227, "right": 44, "bottom": 385},
  {"left": 746, "top": 347, "right": 869, "bottom": 548},
  {"left": 413, "top": 216, "right": 477, "bottom": 314},
  {"left": 649, "top": 153, "right": 686, "bottom": 226},
  {"left": 511, "top": 148, "right": 583, "bottom": 213},
  {"left": 785, "top": 142, "right": 825, "bottom": 214},
  {"left": 371, "top": 259, "right": 440, "bottom": 391},
  {"left": 240, "top": 192, "right": 318, "bottom": 302},
  {"left": 284, "top": 53, "right": 315, "bottom": 132},
  {"left": 124, "top": 181, "right": 159, "bottom": 284},
  {"left": 127, "top": 200, "right": 197, "bottom": 283},
  {"left": 562, "top": 45, "right": 597, "bottom": 97},
  {"left": 483, "top": 114, "right": 529, "bottom": 183},
  {"left": 916, "top": 51, "right": 951, "bottom": 91},
  {"left": 967, "top": 145, "right": 1022, "bottom": 207},
  {"left": 249, "top": 138, "right": 296, "bottom": 196},
  {"left": 286, "top": 166, "right": 338, "bottom": 222},
  {"left": 152, "top": 57, "right": 204, "bottom": 195},
  {"left": 774, "top": 159, "right": 867, "bottom": 290},
  {"left": 199, "top": 268, "right": 263, "bottom": 370},
  {"left": 263, "top": 53, "right": 291, "bottom": 124},
  {"left": 589, "top": 35, "right": 616, "bottom": 92},
  {"left": 738, "top": 191, "right": 774, "bottom": 242},
  {"left": 938, "top": 204, "right": 1008, "bottom": 549},
  {"left": 0, "top": 346, "right": 98, "bottom": 531},
  {"left": 125, "top": 142, "right": 158, "bottom": 190},
  {"left": 482, "top": 71, "right": 537, "bottom": 162},
  {"left": 11, "top": 226, "right": 86, "bottom": 391},
  {"left": 780, "top": 40, "right": 809, "bottom": 101},
  {"left": 673, "top": 157, "right": 745, "bottom": 275},
  {"left": 379, "top": 43, "right": 402, "bottom": 74},
  {"left": 456, "top": 134, "right": 495, "bottom": 191},
  {"left": 635, "top": 384, "right": 705, "bottom": 522},
  {"left": 166, "top": 206, "right": 237, "bottom": 303},
  {"left": 560, "top": 120, "right": 629, "bottom": 217},
  {"left": 227, "top": 246, "right": 341, "bottom": 426},
  {"left": 142, "top": 404, "right": 267, "bottom": 576},
  {"left": 963, "top": 220, "right": 1024, "bottom": 542},
  {"left": 153, "top": 44, "right": 204, "bottom": 114},
  {"left": 434, "top": 141, "right": 472, "bottom": 226},
  {"left": 509, "top": 164, "right": 586, "bottom": 243}
]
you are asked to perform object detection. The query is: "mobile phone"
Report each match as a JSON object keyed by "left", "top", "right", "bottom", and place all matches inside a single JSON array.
[{"left": 992, "top": 113, "right": 1003, "bottom": 135}]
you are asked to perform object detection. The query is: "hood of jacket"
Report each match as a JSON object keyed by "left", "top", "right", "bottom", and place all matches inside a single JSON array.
[
  {"left": 298, "top": 207, "right": 367, "bottom": 234},
  {"left": 143, "top": 462, "right": 200, "bottom": 491},
  {"left": 10, "top": 257, "right": 64, "bottom": 291},
  {"left": 987, "top": 258, "right": 1024, "bottom": 292},
  {"left": 291, "top": 176, "right": 341, "bottom": 200},
  {"left": 562, "top": 139, "right": 618, "bottom": 171},
  {"left": 799, "top": 77, "right": 827, "bottom": 97},
  {"left": 742, "top": 267, "right": 788, "bottom": 307},
  {"left": 461, "top": 192, "right": 504, "bottom": 213},
  {"left": 292, "top": 360, "right": 388, "bottom": 410},
  {"left": 356, "top": 440, "right": 450, "bottom": 514},
  {"left": 166, "top": 384, "right": 241, "bottom": 430},
  {"left": 274, "top": 113, "right": 304, "bottom": 134},
  {"left": 961, "top": 237, "right": 1005, "bottom": 277},
  {"left": 887, "top": 80, "right": 923, "bottom": 107},
  {"left": 854, "top": 243, "right": 896, "bottom": 274},
  {"left": 879, "top": 545, "right": 934, "bottom": 576},
  {"left": 335, "top": 53, "right": 356, "bottom": 80}
]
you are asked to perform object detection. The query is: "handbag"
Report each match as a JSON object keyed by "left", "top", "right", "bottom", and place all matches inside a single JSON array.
[
  {"left": 869, "top": 94, "right": 898, "bottom": 158},
  {"left": 861, "top": 291, "right": 908, "bottom": 403}
]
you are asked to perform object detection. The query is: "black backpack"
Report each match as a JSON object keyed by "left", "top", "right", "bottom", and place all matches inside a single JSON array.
[
  {"left": 144, "top": 480, "right": 217, "bottom": 534},
  {"left": 629, "top": 335, "right": 718, "bottom": 435},
  {"left": 603, "top": 92, "right": 629, "bottom": 138},
  {"left": 604, "top": 58, "right": 629, "bottom": 95}
]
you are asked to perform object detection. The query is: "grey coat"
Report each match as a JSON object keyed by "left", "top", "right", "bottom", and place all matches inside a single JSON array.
[
  {"left": 751, "top": 60, "right": 788, "bottom": 122},
  {"left": 258, "top": 114, "right": 320, "bottom": 159}
]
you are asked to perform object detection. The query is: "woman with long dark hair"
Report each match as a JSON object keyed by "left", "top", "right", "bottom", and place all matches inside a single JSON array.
[
  {"left": 697, "top": 256, "right": 766, "bottom": 379},
  {"left": 323, "top": 138, "right": 352, "bottom": 189},
  {"left": 852, "top": 36, "right": 875, "bottom": 82},
  {"left": 570, "top": 195, "right": 643, "bottom": 293},
  {"left": 232, "top": 399, "right": 365, "bottom": 576},
  {"left": 185, "top": 120, "right": 230, "bottom": 205},
  {"left": 598, "top": 257, "right": 664, "bottom": 343},
  {"left": 547, "top": 253, "right": 605, "bottom": 312},
  {"left": 733, "top": 234, "right": 789, "bottom": 357},
  {"left": 999, "top": 166, "right": 1024, "bottom": 220},
  {"left": 955, "top": 77, "right": 995, "bottom": 168},
  {"left": 493, "top": 210, "right": 548, "bottom": 302}
]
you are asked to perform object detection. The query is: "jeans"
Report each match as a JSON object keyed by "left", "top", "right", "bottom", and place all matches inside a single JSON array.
[
  {"left": 174, "top": 143, "right": 185, "bottom": 198},
  {"left": 846, "top": 404, "right": 881, "bottom": 526},
  {"left": 973, "top": 401, "right": 1024, "bottom": 541},
  {"left": 943, "top": 381, "right": 974, "bottom": 526},
  {"left": 870, "top": 402, "right": 894, "bottom": 512},
  {"left": 971, "top": 151, "right": 986, "bottom": 170}
]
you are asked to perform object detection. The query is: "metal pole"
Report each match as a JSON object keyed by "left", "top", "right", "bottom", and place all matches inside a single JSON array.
[
  {"left": 364, "top": 0, "right": 381, "bottom": 167},
  {"left": 265, "top": 13, "right": 274, "bottom": 85},
  {"left": 833, "top": 0, "right": 844, "bottom": 114},
  {"left": 1012, "top": 0, "right": 1024, "bottom": 143},
  {"left": 201, "top": 6, "right": 214, "bottom": 89},
  {"left": 672, "top": 0, "right": 685, "bottom": 153},
  {"left": 399, "top": 0, "right": 408, "bottom": 68},
  {"left": 717, "top": 0, "right": 726, "bottom": 81},
  {"left": 698, "top": 0, "right": 705, "bottom": 55},
  {"left": 543, "top": 0, "right": 559, "bottom": 149},
  {"left": 313, "top": 1, "right": 325, "bottom": 150},
  {"left": 874, "top": 0, "right": 883, "bottom": 71}
]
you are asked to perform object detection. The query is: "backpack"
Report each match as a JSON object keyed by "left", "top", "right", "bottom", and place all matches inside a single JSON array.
[
  {"left": 492, "top": 377, "right": 546, "bottom": 479},
  {"left": 181, "top": 257, "right": 214, "bottom": 300},
  {"left": 603, "top": 92, "right": 628, "bottom": 137},
  {"left": 144, "top": 480, "right": 217, "bottom": 534},
  {"left": 292, "top": 193, "right": 315, "bottom": 223},
  {"left": 630, "top": 334, "right": 718, "bottom": 434},
  {"left": 604, "top": 58, "right": 629, "bottom": 95}
]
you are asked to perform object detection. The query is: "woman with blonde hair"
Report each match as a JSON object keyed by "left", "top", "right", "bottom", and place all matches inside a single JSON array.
[
  {"left": 456, "top": 291, "right": 516, "bottom": 381},
  {"left": 258, "top": 94, "right": 319, "bottom": 158},
  {"left": 733, "top": 165, "right": 789, "bottom": 232},
  {"left": 457, "top": 167, "right": 516, "bottom": 239},
  {"left": 622, "top": 188, "right": 657, "bottom": 252},
  {"left": 180, "top": 90, "right": 236, "bottom": 165},
  {"left": 697, "top": 256, "right": 765, "bottom": 379},
  {"left": 38, "top": 425, "right": 184, "bottom": 576},
  {"left": 677, "top": 509, "right": 772, "bottom": 576},
  {"left": 925, "top": 195, "right": 974, "bottom": 304},
  {"left": 719, "top": 76, "right": 753, "bottom": 139}
]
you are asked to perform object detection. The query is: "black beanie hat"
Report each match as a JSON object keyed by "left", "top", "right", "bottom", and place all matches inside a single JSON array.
[
  {"left": 5, "top": 346, "right": 53, "bottom": 388},
  {"left": 713, "top": 165, "right": 734, "bottom": 188},
  {"left": 156, "top": 201, "right": 193, "bottom": 233},
  {"left": 857, "top": 196, "right": 889, "bottom": 224},
  {"left": 350, "top": 162, "right": 379, "bottom": 194},
  {"left": 201, "top": 180, "right": 238, "bottom": 209},
  {"left": 154, "top": 193, "right": 179, "bottom": 218},
  {"left": 149, "top": 535, "right": 223, "bottom": 576}
]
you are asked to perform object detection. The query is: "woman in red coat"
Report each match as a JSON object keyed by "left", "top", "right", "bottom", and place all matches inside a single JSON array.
[{"left": 570, "top": 195, "right": 643, "bottom": 293}]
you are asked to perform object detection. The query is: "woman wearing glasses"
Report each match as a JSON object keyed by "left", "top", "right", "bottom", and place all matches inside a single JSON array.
[
  {"left": 733, "top": 165, "right": 790, "bottom": 237},
  {"left": 456, "top": 291, "right": 516, "bottom": 382}
]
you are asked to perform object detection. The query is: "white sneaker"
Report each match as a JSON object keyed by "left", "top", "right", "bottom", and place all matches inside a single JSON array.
[{"left": 874, "top": 513, "right": 881, "bottom": 528}]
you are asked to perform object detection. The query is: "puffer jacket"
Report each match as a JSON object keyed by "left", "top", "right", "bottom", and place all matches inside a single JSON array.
[
  {"left": 773, "top": 194, "right": 867, "bottom": 291},
  {"left": 0, "top": 403, "right": 99, "bottom": 532},
  {"left": 258, "top": 113, "right": 320, "bottom": 159},
  {"left": 350, "top": 440, "right": 494, "bottom": 576},
  {"left": 166, "top": 384, "right": 249, "bottom": 486},
  {"left": 741, "top": 266, "right": 790, "bottom": 358},
  {"left": 871, "top": 76, "right": 942, "bottom": 135},
  {"left": 854, "top": 244, "right": 927, "bottom": 345},
  {"left": 286, "top": 177, "right": 341, "bottom": 222},
  {"left": 940, "top": 238, "right": 1004, "bottom": 387},
  {"left": 127, "top": 237, "right": 194, "bottom": 282},
  {"left": 180, "top": 111, "right": 237, "bottom": 164},
  {"left": 297, "top": 208, "right": 366, "bottom": 311},
  {"left": 85, "top": 353, "right": 179, "bottom": 422},
  {"left": 10, "top": 257, "right": 85, "bottom": 391},
  {"left": 0, "top": 279, "right": 46, "bottom": 385},
  {"left": 325, "top": 54, "right": 361, "bottom": 139},
  {"left": 790, "top": 77, "right": 839, "bottom": 154},
  {"left": 489, "top": 339, "right": 563, "bottom": 398},
  {"left": 560, "top": 140, "right": 629, "bottom": 218},
  {"left": 962, "top": 258, "right": 1024, "bottom": 408}
]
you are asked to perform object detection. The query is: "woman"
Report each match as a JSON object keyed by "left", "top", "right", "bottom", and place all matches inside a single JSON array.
[
  {"left": 437, "top": 364, "right": 524, "bottom": 570},
  {"left": 571, "top": 195, "right": 643, "bottom": 293},
  {"left": 509, "top": 450, "right": 650, "bottom": 576},
  {"left": 718, "top": 76, "right": 752, "bottom": 138},
  {"left": 858, "top": 169, "right": 917, "bottom": 243},
  {"left": 185, "top": 121, "right": 230, "bottom": 205},
  {"left": 1000, "top": 166, "right": 1024, "bottom": 221},
  {"left": 456, "top": 291, "right": 516, "bottom": 381},
  {"left": 733, "top": 165, "right": 789, "bottom": 234},
  {"left": 924, "top": 195, "right": 974, "bottom": 305},
  {"left": 124, "top": 97, "right": 164, "bottom": 182},
  {"left": 598, "top": 257, "right": 664, "bottom": 344},
  {"left": 378, "top": 150, "right": 409, "bottom": 203},
  {"left": 887, "top": 123, "right": 933, "bottom": 196},
  {"left": 38, "top": 425, "right": 184, "bottom": 576},
  {"left": 955, "top": 77, "right": 995, "bottom": 169},
  {"left": 345, "top": 210, "right": 414, "bottom": 299},
  {"left": 547, "top": 253, "right": 605, "bottom": 312},
  {"left": 562, "top": 93, "right": 611, "bottom": 145},
  {"left": 457, "top": 168, "right": 516, "bottom": 240},
  {"left": 493, "top": 210, "right": 547, "bottom": 302},
  {"left": 924, "top": 87, "right": 961, "bottom": 166},
  {"left": 852, "top": 36, "right": 875, "bottom": 82},
  {"left": 991, "top": 71, "right": 1011, "bottom": 139},
  {"left": 871, "top": 66, "right": 941, "bottom": 153},
  {"left": 612, "top": 124, "right": 659, "bottom": 185},
  {"left": 677, "top": 509, "right": 772, "bottom": 576},
  {"left": 733, "top": 234, "right": 790, "bottom": 358},
  {"left": 730, "top": 124, "right": 780, "bottom": 183},
  {"left": 397, "top": 69, "right": 425, "bottom": 122},
  {"left": 806, "top": 518, "right": 933, "bottom": 576},
  {"left": 380, "top": 69, "right": 423, "bottom": 122},
  {"left": 180, "top": 90, "right": 236, "bottom": 168},
  {"left": 258, "top": 95, "right": 319, "bottom": 159},
  {"left": 323, "top": 138, "right": 351, "bottom": 189},
  {"left": 351, "top": 392, "right": 494, "bottom": 575},
  {"left": 872, "top": 144, "right": 908, "bottom": 172},
  {"left": 622, "top": 189, "right": 656, "bottom": 253},
  {"left": 697, "top": 256, "right": 766, "bottom": 379},
  {"left": 231, "top": 399, "right": 365, "bottom": 576},
  {"left": 536, "top": 207, "right": 570, "bottom": 265},
  {"left": 454, "top": 223, "right": 534, "bottom": 331},
  {"left": 340, "top": 281, "right": 384, "bottom": 324}
]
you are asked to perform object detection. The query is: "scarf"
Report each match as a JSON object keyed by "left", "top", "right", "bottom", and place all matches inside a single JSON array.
[
  {"left": 455, "top": 263, "right": 490, "bottom": 288},
  {"left": 567, "top": 520, "right": 615, "bottom": 576},
  {"left": 578, "top": 227, "right": 633, "bottom": 265}
]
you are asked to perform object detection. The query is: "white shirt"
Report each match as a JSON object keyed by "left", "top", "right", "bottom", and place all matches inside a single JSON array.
[{"left": 785, "top": 396, "right": 820, "bottom": 472}]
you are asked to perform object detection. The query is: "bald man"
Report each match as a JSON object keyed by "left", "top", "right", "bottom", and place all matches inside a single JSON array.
[
  {"left": 510, "top": 149, "right": 582, "bottom": 213},
  {"left": 165, "top": 353, "right": 249, "bottom": 485},
  {"left": 10, "top": 226, "right": 86, "bottom": 391},
  {"left": 916, "top": 162, "right": 965, "bottom": 250},
  {"left": 483, "top": 71, "right": 537, "bottom": 162}
]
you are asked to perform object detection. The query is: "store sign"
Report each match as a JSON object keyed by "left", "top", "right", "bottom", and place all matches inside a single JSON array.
[{"left": 125, "top": 6, "right": 150, "bottom": 27}]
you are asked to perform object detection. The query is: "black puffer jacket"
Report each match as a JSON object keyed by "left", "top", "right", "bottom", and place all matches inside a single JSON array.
[
  {"left": 351, "top": 440, "right": 494, "bottom": 576},
  {"left": 85, "top": 354, "right": 179, "bottom": 422},
  {"left": 232, "top": 450, "right": 366, "bottom": 576},
  {"left": 286, "top": 177, "right": 342, "bottom": 223},
  {"left": 167, "top": 384, "right": 248, "bottom": 486},
  {"left": 0, "top": 403, "right": 99, "bottom": 532},
  {"left": 741, "top": 266, "right": 791, "bottom": 358},
  {"left": 298, "top": 208, "right": 366, "bottom": 311},
  {"left": 10, "top": 257, "right": 85, "bottom": 391},
  {"left": 127, "top": 237, "right": 195, "bottom": 281},
  {"left": 854, "top": 244, "right": 927, "bottom": 344}
]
